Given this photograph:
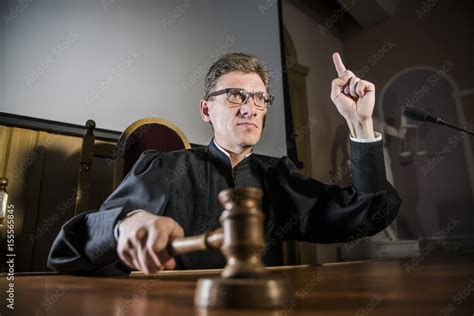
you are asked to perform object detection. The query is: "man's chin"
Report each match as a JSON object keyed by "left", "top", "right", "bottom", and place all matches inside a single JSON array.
[
  {"left": 237, "top": 135, "right": 261, "bottom": 147},
  {"left": 232, "top": 129, "right": 263, "bottom": 147}
]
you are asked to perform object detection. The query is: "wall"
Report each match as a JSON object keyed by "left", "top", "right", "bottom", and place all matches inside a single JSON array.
[
  {"left": 342, "top": 0, "right": 474, "bottom": 239},
  {"left": 282, "top": 0, "right": 344, "bottom": 183},
  {"left": 282, "top": 0, "right": 345, "bottom": 264},
  {"left": 282, "top": 0, "right": 474, "bottom": 263},
  {"left": 0, "top": 0, "right": 286, "bottom": 156}
]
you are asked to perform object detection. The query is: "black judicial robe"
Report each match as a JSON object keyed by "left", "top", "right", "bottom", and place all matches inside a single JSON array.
[{"left": 48, "top": 139, "right": 401, "bottom": 275}]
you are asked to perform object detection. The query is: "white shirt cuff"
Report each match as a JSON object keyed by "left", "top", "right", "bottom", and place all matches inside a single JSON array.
[{"left": 350, "top": 131, "right": 382, "bottom": 143}]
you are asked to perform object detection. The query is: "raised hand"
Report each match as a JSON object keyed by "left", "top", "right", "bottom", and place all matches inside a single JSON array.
[{"left": 330, "top": 52, "right": 376, "bottom": 138}]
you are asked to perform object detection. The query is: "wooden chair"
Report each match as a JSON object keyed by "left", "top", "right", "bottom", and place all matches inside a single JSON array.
[
  {"left": 75, "top": 120, "right": 120, "bottom": 215},
  {"left": 75, "top": 118, "right": 190, "bottom": 215},
  {"left": 0, "top": 177, "right": 8, "bottom": 240},
  {"left": 117, "top": 118, "right": 191, "bottom": 177}
]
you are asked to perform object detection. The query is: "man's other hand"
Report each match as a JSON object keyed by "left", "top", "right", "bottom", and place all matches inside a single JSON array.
[
  {"left": 116, "top": 210, "right": 185, "bottom": 274},
  {"left": 330, "top": 52, "right": 376, "bottom": 139}
]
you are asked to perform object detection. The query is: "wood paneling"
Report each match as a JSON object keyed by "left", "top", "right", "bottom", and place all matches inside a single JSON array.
[{"left": 0, "top": 125, "right": 117, "bottom": 272}]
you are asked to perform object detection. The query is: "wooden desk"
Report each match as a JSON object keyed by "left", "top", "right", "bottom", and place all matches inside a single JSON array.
[{"left": 2, "top": 255, "right": 473, "bottom": 315}]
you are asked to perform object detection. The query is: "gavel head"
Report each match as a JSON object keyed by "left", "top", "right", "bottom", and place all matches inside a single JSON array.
[{"left": 218, "top": 187, "right": 267, "bottom": 278}]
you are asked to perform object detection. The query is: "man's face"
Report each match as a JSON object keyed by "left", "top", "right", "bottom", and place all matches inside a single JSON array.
[{"left": 200, "top": 71, "right": 268, "bottom": 153}]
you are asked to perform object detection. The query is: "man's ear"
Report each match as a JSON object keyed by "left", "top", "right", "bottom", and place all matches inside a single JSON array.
[{"left": 200, "top": 99, "right": 211, "bottom": 123}]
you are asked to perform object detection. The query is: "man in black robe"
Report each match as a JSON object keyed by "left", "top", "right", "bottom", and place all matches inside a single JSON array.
[{"left": 48, "top": 52, "right": 401, "bottom": 275}]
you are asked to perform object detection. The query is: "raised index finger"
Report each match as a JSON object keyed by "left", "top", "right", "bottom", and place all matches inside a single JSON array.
[{"left": 332, "top": 52, "right": 346, "bottom": 77}]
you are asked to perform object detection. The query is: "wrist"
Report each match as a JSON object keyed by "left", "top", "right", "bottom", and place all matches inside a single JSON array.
[
  {"left": 346, "top": 117, "right": 375, "bottom": 139},
  {"left": 114, "top": 209, "right": 146, "bottom": 241}
]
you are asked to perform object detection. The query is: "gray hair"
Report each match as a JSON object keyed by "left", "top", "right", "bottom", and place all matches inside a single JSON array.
[{"left": 204, "top": 52, "right": 270, "bottom": 98}]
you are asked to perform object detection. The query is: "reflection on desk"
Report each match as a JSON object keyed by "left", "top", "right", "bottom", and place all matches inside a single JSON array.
[{"left": 2, "top": 255, "right": 474, "bottom": 315}]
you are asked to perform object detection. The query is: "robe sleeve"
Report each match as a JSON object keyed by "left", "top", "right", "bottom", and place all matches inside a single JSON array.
[
  {"left": 47, "top": 150, "right": 168, "bottom": 275},
  {"left": 272, "top": 138, "right": 402, "bottom": 243}
]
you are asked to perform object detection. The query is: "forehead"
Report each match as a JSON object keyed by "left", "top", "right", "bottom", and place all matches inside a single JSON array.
[{"left": 214, "top": 71, "right": 266, "bottom": 91}]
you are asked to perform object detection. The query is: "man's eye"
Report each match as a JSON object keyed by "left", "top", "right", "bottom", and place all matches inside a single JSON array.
[
  {"left": 255, "top": 94, "right": 266, "bottom": 102},
  {"left": 228, "top": 91, "right": 245, "bottom": 102}
]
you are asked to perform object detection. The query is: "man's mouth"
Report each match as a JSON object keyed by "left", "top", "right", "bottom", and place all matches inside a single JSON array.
[{"left": 237, "top": 122, "right": 258, "bottom": 129}]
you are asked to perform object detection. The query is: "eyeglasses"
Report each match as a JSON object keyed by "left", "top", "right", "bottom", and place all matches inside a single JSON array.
[{"left": 205, "top": 88, "right": 274, "bottom": 109}]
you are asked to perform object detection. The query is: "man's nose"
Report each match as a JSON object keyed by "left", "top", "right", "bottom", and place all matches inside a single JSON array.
[{"left": 239, "top": 97, "right": 258, "bottom": 117}]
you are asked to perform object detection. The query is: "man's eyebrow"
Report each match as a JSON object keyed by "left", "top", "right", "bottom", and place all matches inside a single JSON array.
[
  {"left": 227, "top": 87, "right": 266, "bottom": 92},
  {"left": 242, "top": 88, "right": 268, "bottom": 93}
]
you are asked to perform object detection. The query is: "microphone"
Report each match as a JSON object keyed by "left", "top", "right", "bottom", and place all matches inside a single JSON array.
[{"left": 403, "top": 106, "right": 473, "bottom": 136}]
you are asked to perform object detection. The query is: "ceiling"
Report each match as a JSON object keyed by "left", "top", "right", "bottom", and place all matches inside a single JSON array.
[{"left": 286, "top": 0, "right": 401, "bottom": 38}]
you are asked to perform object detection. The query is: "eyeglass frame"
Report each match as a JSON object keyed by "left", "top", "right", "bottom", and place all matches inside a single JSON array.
[{"left": 204, "top": 88, "right": 275, "bottom": 108}]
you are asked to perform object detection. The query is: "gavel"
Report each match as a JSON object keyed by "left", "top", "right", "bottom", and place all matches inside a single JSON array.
[{"left": 166, "top": 187, "right": 291, "bottom": 309}]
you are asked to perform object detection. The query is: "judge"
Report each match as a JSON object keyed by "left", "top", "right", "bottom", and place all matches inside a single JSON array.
[{"left": 48, "top": 52, "right": 401, "bottom": 275}]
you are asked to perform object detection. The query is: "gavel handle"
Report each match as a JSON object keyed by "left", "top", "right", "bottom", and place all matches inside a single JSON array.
[{"left": 169, "top": 228, "right": 224, "bottom": 256}]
